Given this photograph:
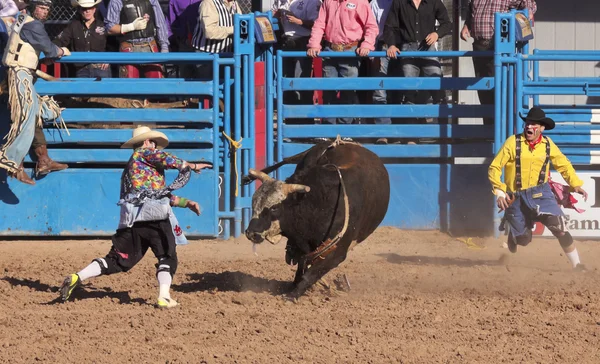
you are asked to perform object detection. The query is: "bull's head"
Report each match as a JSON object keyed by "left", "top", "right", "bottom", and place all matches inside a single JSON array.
[{"left": 245, "top": 168, "right": 310, "bottom": 244}]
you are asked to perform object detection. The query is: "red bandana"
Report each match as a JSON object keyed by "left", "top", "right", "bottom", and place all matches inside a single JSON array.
[{"left": 526, "top": 134, "right": 542, "bottom": 151}]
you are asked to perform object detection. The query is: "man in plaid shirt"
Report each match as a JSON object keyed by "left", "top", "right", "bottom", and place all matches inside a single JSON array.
[{"left": 461, "top": 0, "right": 536, "bottom": 125}]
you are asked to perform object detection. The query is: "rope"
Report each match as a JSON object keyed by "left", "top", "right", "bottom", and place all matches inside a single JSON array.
[{"left": 222, "top": 131, "right": 243, "bottom": 197}]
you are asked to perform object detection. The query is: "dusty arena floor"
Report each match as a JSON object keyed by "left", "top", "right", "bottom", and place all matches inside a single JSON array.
[{"left": 1, "top": 228, "right": 599, "bottom": 363}]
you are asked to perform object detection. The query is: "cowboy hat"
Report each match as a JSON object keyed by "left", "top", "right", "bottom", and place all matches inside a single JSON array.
[
  {"left": 71, "top": 0, "right": 102, "bottom": 8},
  {"left": 15, "top": 1, "right": 28, "bottom": 10},
  {"left": 121, "top": 126, "right": 169, "bottom": 150},
  {"left": 521, "top": 107, "right": 555, "bottom": 131}
]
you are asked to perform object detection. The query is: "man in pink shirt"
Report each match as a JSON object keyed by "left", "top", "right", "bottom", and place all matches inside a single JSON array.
[{"left": 307, "top": 0, "right": 378, "bottom": 125}]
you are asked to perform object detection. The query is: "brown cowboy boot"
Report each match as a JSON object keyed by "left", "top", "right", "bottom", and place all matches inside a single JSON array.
[
  {"left": 34, "top": 145, "right": 68, "bottom": 176},
  {"left": 10, "top": 162, "right": 35, "bottom": 185}
]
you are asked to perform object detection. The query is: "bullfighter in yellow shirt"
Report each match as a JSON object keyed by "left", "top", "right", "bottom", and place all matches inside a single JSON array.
[{"left": 488, "top": 107, "right": 588, "bottom": 270}]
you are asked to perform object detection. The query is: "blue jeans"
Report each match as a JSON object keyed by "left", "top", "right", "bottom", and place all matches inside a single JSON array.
[
  {"left": 504, "top": 183, "right": 565, "bottom": 239},
  {"left": 282, "top": 36, "right": 313, "bottom": 125},
  {"left": 372, "top": 43, "right": 391, "bottom": 125},
  {"left": 322, "top": 46, "right": 360, "bottom": 125},
  {"left": 399, "top": 42, "right": 444, "bottom": 105},
  {"left": 76, "top": 64, "right": 112, "bottom": 78}
]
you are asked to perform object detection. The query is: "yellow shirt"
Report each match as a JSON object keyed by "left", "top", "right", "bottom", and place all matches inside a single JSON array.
[{"left": 488, "top": 134, "right": 583, "bottom": 194}]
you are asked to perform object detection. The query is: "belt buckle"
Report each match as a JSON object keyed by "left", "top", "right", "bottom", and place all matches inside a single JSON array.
[{"left": 331, "top": 43, "right": 344, "bottom": 52}]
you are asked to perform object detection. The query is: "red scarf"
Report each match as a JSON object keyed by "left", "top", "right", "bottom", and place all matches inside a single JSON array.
[{"left": 526, "top": 134, "right": 542, "bottom": 151}]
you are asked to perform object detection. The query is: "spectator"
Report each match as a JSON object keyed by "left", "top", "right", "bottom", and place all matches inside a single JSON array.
[
  {"left": 54, "top": 0, "right": 111, "bottom": 78},
  {"left": 384, "top": 0, "right": 451, "bottom": 124},
  {"left": 370, "top": 0, "right": 393, "bottom": 139},
  {"left": 105, "top": 0, "right": 170, "bottom": 79},
  {"left": 307, "top": 0, "right": 378, "bottom": 126},
  {"left": 461, "top": 0, "right": 536, "bottom": 125},
  {"left": 0, "top": 0, "right": 18, "bottom": 17},
  {"left": 191, "top": 0, "right": 241, "bottom": 78},
  {"left": 167, "top": 0, "right": 201, "bottom": 78},
  {"left": 272, "top": 0, "right": 321, "bottom": 125}
]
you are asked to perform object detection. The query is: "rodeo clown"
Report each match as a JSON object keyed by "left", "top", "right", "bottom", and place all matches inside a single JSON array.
[
  {"left": 489, "top": 107, "right": 588, "bottom": 270},
  {"left": 59, "top": 126, "right": 211, "bottom": 308},
  {"left": 0, "top": 0, "right": 71, "bottom": 185}
]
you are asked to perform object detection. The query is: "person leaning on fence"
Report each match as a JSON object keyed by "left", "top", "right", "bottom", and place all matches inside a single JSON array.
[
  {"left": 105, "top": 0, "right": 169, "bottom": 81},
  {"left": 489, "top": 107, "right": 588, "bottom": 271},
  {"left": 190, "top": 0, "right": 241, "bottom": 78},
  {"left": 53, "top": 0, "right": 111, "bottom": 79},
  {"left": 369, "top": 0, "right": 393, "bottom": 137},
  {"left": 0, "top": 0, "right": 71, "bottom": 186},
  {"left": 383, "top": 0, "right": 451, "bottom": 124},
  {"left": 272, "top": 0, "right": 321, "bottom": 126},
  {"left": 59, "top": 126, "right": 212, "bottom": 308},
  {"left": 307, "top": 0, "right": 378, "bottom": 126},
  {"left": 461, "top": 0, "right": 536, "bottom": 125}
]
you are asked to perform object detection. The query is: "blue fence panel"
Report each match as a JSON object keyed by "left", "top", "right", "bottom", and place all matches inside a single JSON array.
[{"left": 0, "top": 17, "right": 257, "bottom": 238}]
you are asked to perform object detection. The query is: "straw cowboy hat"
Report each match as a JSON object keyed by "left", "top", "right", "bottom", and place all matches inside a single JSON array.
[
  {"left": 121, "top": 126, "right": 169, "bottom": 150},
  {"left": 521, "top": 107, "right": 555, "bottom": 131},
  {"left": 71, "top": 0, "right": 102, "bottom": 8}
]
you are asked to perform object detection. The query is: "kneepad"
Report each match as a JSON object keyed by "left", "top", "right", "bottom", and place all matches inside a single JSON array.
[
  {"left": 558, "top": 232, "right": 574, "bottom": 249},
  {"left": 156, "top": 256, "right": 178, "bottom": 277},
  {"left": 544, "top": 215, "right": 567, "bottom": 235}
]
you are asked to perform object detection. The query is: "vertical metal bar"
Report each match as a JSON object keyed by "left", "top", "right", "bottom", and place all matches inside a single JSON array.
[
  {"left": 233, "top": 14, "right": 242, "bottom": 238},
  {"left": 533, "top": 48, "right": 540, "bottom": 107},
  {"left": 265, "top": 41, "right": 274, "bottom": 166},
  {"left": 242, "top": 54, "right": 251, "bottom": 230},
  {"left": 276, "top": 51, "right": 284, "bottom": 173},
  {"left": 493, "top": 13, "right": 503, "bottom": 238},
  {"left": 244, "top": 18, "right": 256, "bottom": 231},
  {"left": 516, "top": 55, "right": 524, "bottom": 137},
  {"left": 212, "top": 54, "right": 220, "bottom": 238},
  {"left": 508, "top": 63, "right": 514, "bottom": 137},
  {"left": 223, "top": 65, "right": 232, "bottom": 240},
  {"left": 501, "top": 64, "right": 508, "bottom": 145}
]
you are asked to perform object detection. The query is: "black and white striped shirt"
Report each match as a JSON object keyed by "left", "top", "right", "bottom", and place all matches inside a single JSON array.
[{"left": 191, "top": 0, "right": 239, "bottom": 54}]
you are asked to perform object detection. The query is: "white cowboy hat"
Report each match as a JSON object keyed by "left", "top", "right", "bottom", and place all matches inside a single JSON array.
[
  {"left": 71, "top": 0, "right": 102, "bottom": 8},
  {"left": 121, "top": 126, "right": 169, "bottom": 150}
]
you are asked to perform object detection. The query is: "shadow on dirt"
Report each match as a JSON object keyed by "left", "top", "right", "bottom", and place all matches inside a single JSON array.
[
  {"left": 1, "top": 276, "right": 146, "bottom": 305},
  {"left": 378, "top": 253, "right": 503, "bottom": 268},
  {"left": 172, "top": 271, "right": 292, "bottom": 296}
]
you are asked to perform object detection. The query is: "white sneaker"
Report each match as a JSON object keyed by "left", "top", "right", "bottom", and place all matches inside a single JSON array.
[{"left": 157, "top": 297, "right": 178, "bottom": 309}]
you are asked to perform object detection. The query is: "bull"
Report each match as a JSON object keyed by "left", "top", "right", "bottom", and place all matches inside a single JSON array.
[{"left": 243, "top": 138, "right": 390, "bottom": 298}]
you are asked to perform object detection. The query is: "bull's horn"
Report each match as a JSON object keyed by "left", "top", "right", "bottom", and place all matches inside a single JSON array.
[
  {"left": 248, "top": 168, "right": 272, "bottom": 182},
  {"left": 284, "top": 183, "right": 311, "bottom": 194}
]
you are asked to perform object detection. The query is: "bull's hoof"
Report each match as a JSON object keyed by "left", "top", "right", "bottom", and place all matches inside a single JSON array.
[{"left": 333, "top": 274, "right": 351, "bottom": 292}]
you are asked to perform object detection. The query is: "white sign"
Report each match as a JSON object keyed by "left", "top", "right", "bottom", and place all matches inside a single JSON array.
[{"left": 533, "top": 172, "right": 600, "bottom": 237}]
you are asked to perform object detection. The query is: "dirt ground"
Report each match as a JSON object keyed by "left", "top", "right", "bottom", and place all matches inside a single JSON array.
[{"left": 1, "top": 228, "right": 599, "bottom": 363}]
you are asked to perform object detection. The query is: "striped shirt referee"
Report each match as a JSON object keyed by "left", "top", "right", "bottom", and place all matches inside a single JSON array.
[{"left": 192, "top": 0, "right": 241, "bottom": 54}]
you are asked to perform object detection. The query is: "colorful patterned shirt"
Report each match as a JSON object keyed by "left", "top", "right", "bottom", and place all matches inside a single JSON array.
[
  {"left": 121, "top": 147, "right": 184, "bottom": 201},
  {"left": 466, "top": 0, "right": 536, "bottom": 41}
]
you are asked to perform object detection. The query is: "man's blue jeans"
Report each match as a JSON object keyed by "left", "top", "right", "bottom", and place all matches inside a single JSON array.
[
  {"left": 322, "top": 46, "right": 360, "bottom": 125},
  {"left": 372, "top": 43, "right": 391, "bottom": 125},
  {"left": 399, "top": 42, "right": 444, "bottom": 105}
]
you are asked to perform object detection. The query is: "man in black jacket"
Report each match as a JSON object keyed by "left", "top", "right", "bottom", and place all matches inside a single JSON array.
[
  {"left": 383, "top": 0, "right": 451, "bottom": 116},
  {"left": 54, "top": 0, "right": 111, "bottom": 78}
]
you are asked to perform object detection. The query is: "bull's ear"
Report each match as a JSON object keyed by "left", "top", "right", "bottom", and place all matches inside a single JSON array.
[
  {"left": 284, "top": 183, "right": 311, "bottom": 194},
  {"left": 248, "top": 168, "right": 273, "bottom": 182}
]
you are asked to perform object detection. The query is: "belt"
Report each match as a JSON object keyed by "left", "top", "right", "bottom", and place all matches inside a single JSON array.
[
  {"left": 324, "top": 40, "right": 359, "bottom": 51},
  {"left": 122, "top": 38, "right": 156, "bottom": 46}
]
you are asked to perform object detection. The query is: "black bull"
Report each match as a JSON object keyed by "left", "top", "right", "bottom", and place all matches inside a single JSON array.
[{"left": 243, "top": 140, "right": 390, "bottom": 298}]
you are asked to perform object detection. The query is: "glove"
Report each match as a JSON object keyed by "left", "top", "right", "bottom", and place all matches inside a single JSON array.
[
  {"left": 121, "top": 17, "right": 148, "bottom": 34},
  {"left": 60, "top": 47, "right": 71, "bottom": 56}
]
